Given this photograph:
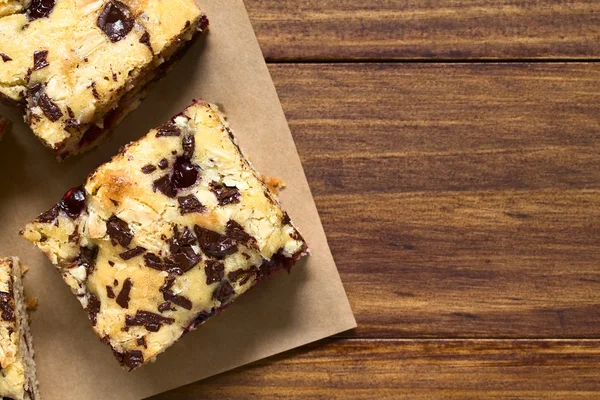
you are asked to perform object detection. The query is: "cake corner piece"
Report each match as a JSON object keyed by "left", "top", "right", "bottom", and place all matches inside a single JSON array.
[
  {"left": 0, "top": 257, "right": 40, "bottom": 400},
  {"left": 21, "top": 99, "right": 308, "bottom": 370},
  {"left": 0, "top": 0, "right": 208, "bottom": 160}
]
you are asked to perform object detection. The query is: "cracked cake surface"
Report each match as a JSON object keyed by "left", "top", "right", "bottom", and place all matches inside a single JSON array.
[
  {"left": 0, "top": 257, "right": 39, "bottom": 400},
  {"left": 0, "top": 0, "right": 207, "bottom": 159},
  {"left": 21, "top": 100, "right": 308, "bottom": 370}
]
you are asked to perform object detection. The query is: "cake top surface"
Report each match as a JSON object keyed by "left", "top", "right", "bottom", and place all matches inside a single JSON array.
[
  {"left": 0, "top": 0, "right": 202, "bottom": 150},
  {"left": 0, "top": 257, "right": 29, "bottom": 400},
  {"left": 22, "top": 101, "right": 307, "bottom": 369}
]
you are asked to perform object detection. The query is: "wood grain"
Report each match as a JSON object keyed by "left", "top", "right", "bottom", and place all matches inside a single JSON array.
[
  {"left": 245, "top": 0, "right": 600, "bottom": 60},
  {"left": 154, "top": 339, "right": 600, "bottom": 399},
  {"left": 267, "top": 63, "right": 600, "bottom": 338}
]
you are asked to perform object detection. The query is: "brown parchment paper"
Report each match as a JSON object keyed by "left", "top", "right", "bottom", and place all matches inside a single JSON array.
[{"left": 0, "top": 1, "right": 356, "bottom": 398}]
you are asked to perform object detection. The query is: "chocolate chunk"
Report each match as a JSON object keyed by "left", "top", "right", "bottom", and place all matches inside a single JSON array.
[
  {"left": 97, "top": 1, "right": 134, "bottom": 43},
  {"left": 205, "top": 260, "right": 224, "bottom": 285},
  {"left": 194, "top": 226, "right": 238, "bottom": 259},
  {"left": 193, "top": 310, "right": 214, "bottom": 326},
  {"left": 119, "top": 246, "right": 147, "bottom": 260},
  {"left": 156, "top": 123, "right": 181, "bottom": 137},
  {"left": 158, "top": 302, "right": 174, "bottom": 313},
  {"left": 33, "top": 50, "right": 49, "bottom": 70},
  {"left": 169, "top": 226, "right": 197, "bottom": 249},
  {"left": 121, "top": 350, "right": 143, "bottom": 370},
  {"left": 158, "top": 158, "right": 169, "bottom": 169},
  {"left": 113, "top": 279, "right": 118, "bottom": 286},
  {"left": 144, "top": 253, "right": 164, "bottom": 271},
  {"left": 213, "top": 281, "right": 234, "bottom": 304},
  {"left": 136, "top": 336, "right": 147, "bottom": 348},
  {"left": 210, "top": 182, "right": 241, "bottom": 206},
  {"left": 228, "top": 266, "right": 257, "bottom": 284},
  {"left": 153, "top": 174, "right": 176, "bottom": 198},
  {"left": 226, "top": 220, "right": 257, "bottom": 248},
  {"left": 182, "top": 135, "right": 195, "bottom": 159},
  {"left": 257, "top": 249, "right": 294, "bottom": 281},
  {"left": 59, "top": 186, "right": 86, "bottom": 218},
  {"left": 106, "top": 216, "right": 133, "bottom": 247},
  {"left": 78, "top": 246, "right": 99, "bottom": 275},
  {"left": 66, "top": 106, "right": 75, "bottom": 118},
  {"left": 0, "top": 53, "right": 12, "bottom": 62},
  {"left": 38, "top": 93, "right": 63, "bottom": 121},
  {"left": 139, "top": 31, "right": 153, "bottom": 53},
  {"left": 27, "top": 0, "right": 56, "bottom": 21},
  {"left": 167, "top": 294, "right": 192, "bottom": 310},
  {"left": 87, "top": 294, "right": 101, "bottom": 325},
  {"left": 109, "top": 261, "right": 115, "bottom": 267},
  {"left": 64, "top": 118, "right": 81, "bottom": 132},
  {"left": 106, "top": 286, "right": 115, "bottom": 299},
  {"left": 90, "top": 82, "right": 100, "bottom": 99},
  {"left": 37, "top": 205, "right": 59, "bottom": 223},
  {"left": 116, "top": 278, "right": 132, "bottom": 308},
  {"left": 170, "top": 246, "right": 200, "bottom": 273},
  {"left": 178, "top": 195, "right": 205, "bottom": 215},
  {"left": 27, "top": 82, "right": 43, "bottom": 106},
  {"left": 282, "top": 212, "right": 291, "bottom": 225},
  {"left": 126, "top": 311, "right": 174, "bottom": 332},
  {"left": 0, "top": 292, "right": 15, "bottom": 322},
  {"left": 141, "top": 164, "right": 157, "bottom": 174},
  {"left": 172, "top": 157, "right": 199, "bottom": 190}
]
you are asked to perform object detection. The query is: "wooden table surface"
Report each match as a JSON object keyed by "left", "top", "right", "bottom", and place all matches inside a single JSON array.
[{"left": 154, "top": 1, "right": 600, "bottom": 398}]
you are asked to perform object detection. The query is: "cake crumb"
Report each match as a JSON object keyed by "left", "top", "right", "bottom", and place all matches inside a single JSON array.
[
  {"left": 262, "top": 175, "right": 286, "bottom": 195},
  {"left": 26, "top": 297, "right": 38, "bottom": 311}
]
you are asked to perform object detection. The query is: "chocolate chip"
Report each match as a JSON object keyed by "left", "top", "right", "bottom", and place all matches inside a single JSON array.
[
  {"left": 121, "top": 350, "right": 143, "bottom": 370},
  {"left": 33, "top": 50, "right": 49, "bottom": 70},
  {"left": 0, "top": 292, "right": 15, "bottom": 322},
  {"left": 194, "top": 226, "right": 238, "bottom": 259},
  {"left": 158, "top": 302, "right": 174, "bottom": 313},
  {"left": 97, "top": 1, "right": 134, "bottom": 43},
  {"left": 172, "top": 157, "right": 199, "bottom": 190},
  {"left": 256, "top": 249, "right": 294, "bottom": 281},
  {"left": 158, "top": 159, "right": 169, "bottom": 169},
  {"left": 37, "top": 205, "right": 59, "bottom": 223},
  {"left": 213, "top": 281, "right": 234, "bottom": 304},
  {"left": 119, "top": 246, "right": 147, "bottom": 260},
  {"left": 66, "top": 106, "right": 75, "bottom": 118},
  {"left": 27, "top": 82, "right": 43, "bottom": 105},
  {"left": 282, "top": 212, "right": 291, "bottom": 225},
  {"left": 170, "top": 247, "right": 200, "bottom": 273},
  {"left": 90, "top": 82, "right": 100, "bottom": 99},
  {"left": 106, "top": 216, "right": 133, "bottom": 247},
  {"left": 78, "top": 246, "right": 99, "bottom": 275},
  {"left": 64, "top": 118, "right": 80, "bottom": 132},
  {"left": 106, "top": 286, "right": 115, "bottom": 299},
  {"left": 38, "top": 93, "right": 63, "bottom": 121},
  {"left": 87, "top": 294, "right": 101, "bottom": 325},
  {"left": 27, "top": 0, "right": 56, "bottom": 21},
  {"left": 182, "top": 135, "right": 195, "bottom": 159},
  {"left": 109, "top": 261, "right": 115, "bottom": 267},
  {"left": 112, "top": 71, "right": 118, "bottom": 81},
  {"left": 144, "top": 253, "right": 164, "bottom": 271},
  {"left": 0, "top": 53, "right": 12, "bottom": 62},
  {"left": 193, "top": 310, "right": 214, "bottom": 326},
  {"left": 113, "top": 279, "right": 118, "bottom": 286},
  {"left": 153, "top": 175, "right": 176, "bottom": 198},
  {"left": 116, "top": 278, "right": 132, "bottom": 309},
  {"left": 156, "top": 123, "right": 181, "bottom": 137},
  {"left": 126, "top": 311, "right": 174, "bottom": 332},
  {"left": 59, "top": 186, "right": 86, "bottom": 218},
  {"left": 141, "top": 164, "right": 156, "bottom": 174},
  {"left": 178, "top": 195, "right": 205, "bottom": 215},
  {"left": 205, "top": 260, "right": 224, "bottom": 285},
  {"left": 210, "top": 182, "right": 241, "bottom": 206},
  {"left": 136, "top": 336, "right": 147, "bottom": 348},
  {"left": 226, "top": 220, "right": 257, "bottom": 248},
  {"left": 228, "top": 266, "right": 257, "bottom": 284},
  {"left": 139, "top": 31, "right": 153, "bottom": 53},
  {"left": 167, "top": 294, "right": 192, "bottom": 310}
]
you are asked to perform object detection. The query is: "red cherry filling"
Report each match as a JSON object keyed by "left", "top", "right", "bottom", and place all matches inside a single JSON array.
[{"left": 60, "top": 186, "right": 86, "bottom": 218}]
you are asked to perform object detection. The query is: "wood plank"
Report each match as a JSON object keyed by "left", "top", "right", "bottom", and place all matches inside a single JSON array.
[
  {"left": 154, "top": 339, "right": 600, "bottom": 399},
  {"left": 246, "top": 0, "right": 600, "bottom": 60},
  {"left": 268, "top": 63, "right": 600, "bottom": 337}
]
